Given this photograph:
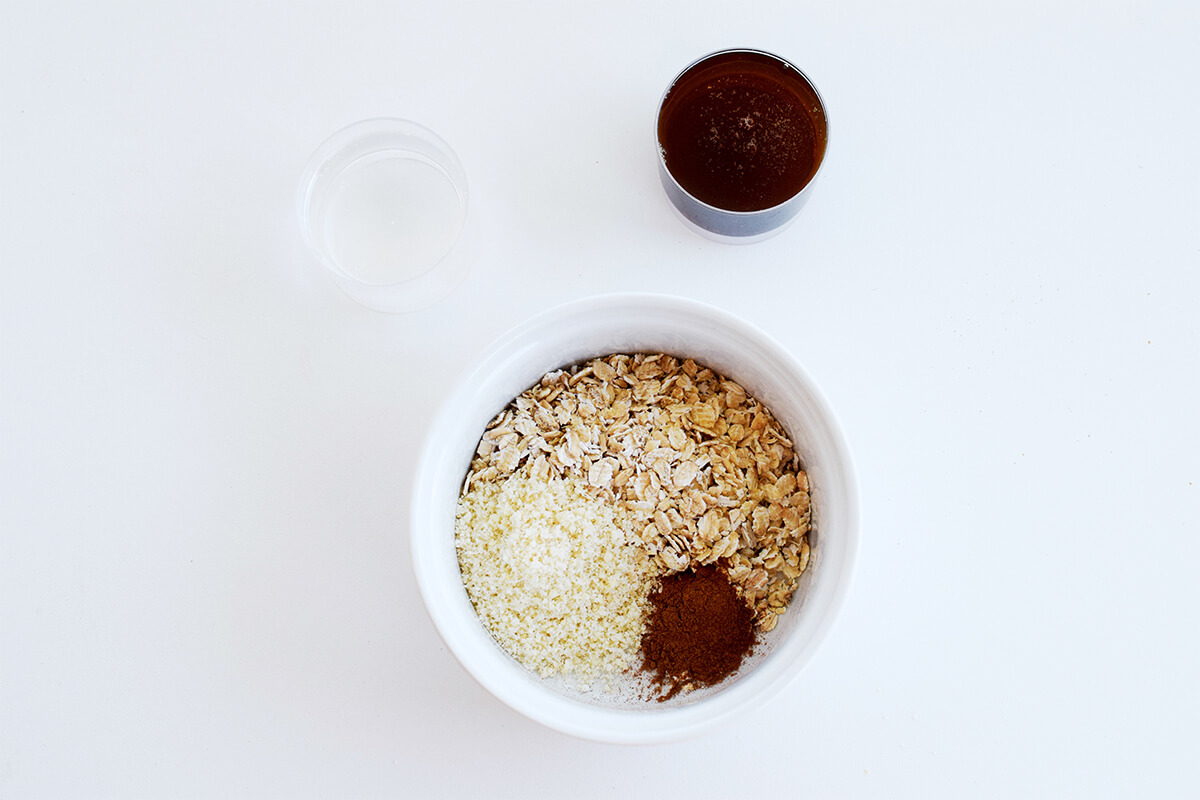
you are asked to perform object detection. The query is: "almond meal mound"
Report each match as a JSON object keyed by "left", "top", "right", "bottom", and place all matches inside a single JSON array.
[{"left": 455, "top": 471, "right": 653, "bottom": 683}]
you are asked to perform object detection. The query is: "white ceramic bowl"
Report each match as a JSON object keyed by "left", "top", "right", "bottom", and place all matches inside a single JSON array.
[{"left": 411, "top": 293, "right": 859, "bottom": 743}]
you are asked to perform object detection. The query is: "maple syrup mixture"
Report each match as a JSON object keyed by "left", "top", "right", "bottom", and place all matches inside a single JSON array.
[{"left": 658, "top": 51, "right": 827, "bottom": 212}]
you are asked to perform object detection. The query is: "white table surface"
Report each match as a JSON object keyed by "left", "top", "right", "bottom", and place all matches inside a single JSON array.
[{"left": 3, "top": 2, "right": 1199, "bottom": 797}]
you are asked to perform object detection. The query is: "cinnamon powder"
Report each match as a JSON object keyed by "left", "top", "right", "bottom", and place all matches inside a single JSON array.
[{"left": 640, "top": 565, "right": 757, "bottom": 700}]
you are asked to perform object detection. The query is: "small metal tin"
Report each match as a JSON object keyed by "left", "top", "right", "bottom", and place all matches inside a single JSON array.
[{"left": 655, "top": 49, "right": 829, "bottom": 244}]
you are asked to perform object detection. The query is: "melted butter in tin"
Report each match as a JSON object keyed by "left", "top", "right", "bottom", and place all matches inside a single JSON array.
[{"left": 659, "top": 52, "right": 826, "bottom": 212}]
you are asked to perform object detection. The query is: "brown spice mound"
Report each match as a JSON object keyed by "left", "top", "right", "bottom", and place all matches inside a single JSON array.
[{"left": 640, "top": 565, "right": 757, "bottom": 701}]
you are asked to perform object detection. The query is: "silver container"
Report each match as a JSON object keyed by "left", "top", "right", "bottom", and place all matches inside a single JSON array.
[{"left": 655, "top": 49, "right": 829, "bottom": 244}]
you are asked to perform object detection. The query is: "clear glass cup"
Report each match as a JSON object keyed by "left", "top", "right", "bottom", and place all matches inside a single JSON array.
[{"left": 298, "top": 118, "right": 471, "bottom": 312}]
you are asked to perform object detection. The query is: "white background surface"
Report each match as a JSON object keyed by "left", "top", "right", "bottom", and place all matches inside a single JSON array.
[{"left": 2, "top": 1, "right": 1198, "bottom": 797}]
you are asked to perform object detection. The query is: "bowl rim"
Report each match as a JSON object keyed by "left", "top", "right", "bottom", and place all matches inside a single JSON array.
[{"left": 410, "top": 292, "right": 859, "bottom": 742}]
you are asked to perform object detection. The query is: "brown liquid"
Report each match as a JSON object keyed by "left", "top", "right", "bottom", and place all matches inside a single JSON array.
[{"left": 658, "top": 51, "right": 827, "bottom": 212}]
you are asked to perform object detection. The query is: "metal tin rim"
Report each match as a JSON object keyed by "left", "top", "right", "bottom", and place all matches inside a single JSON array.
[{"left": 654, "top": 48, "right": 830, "bottom": 218}]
